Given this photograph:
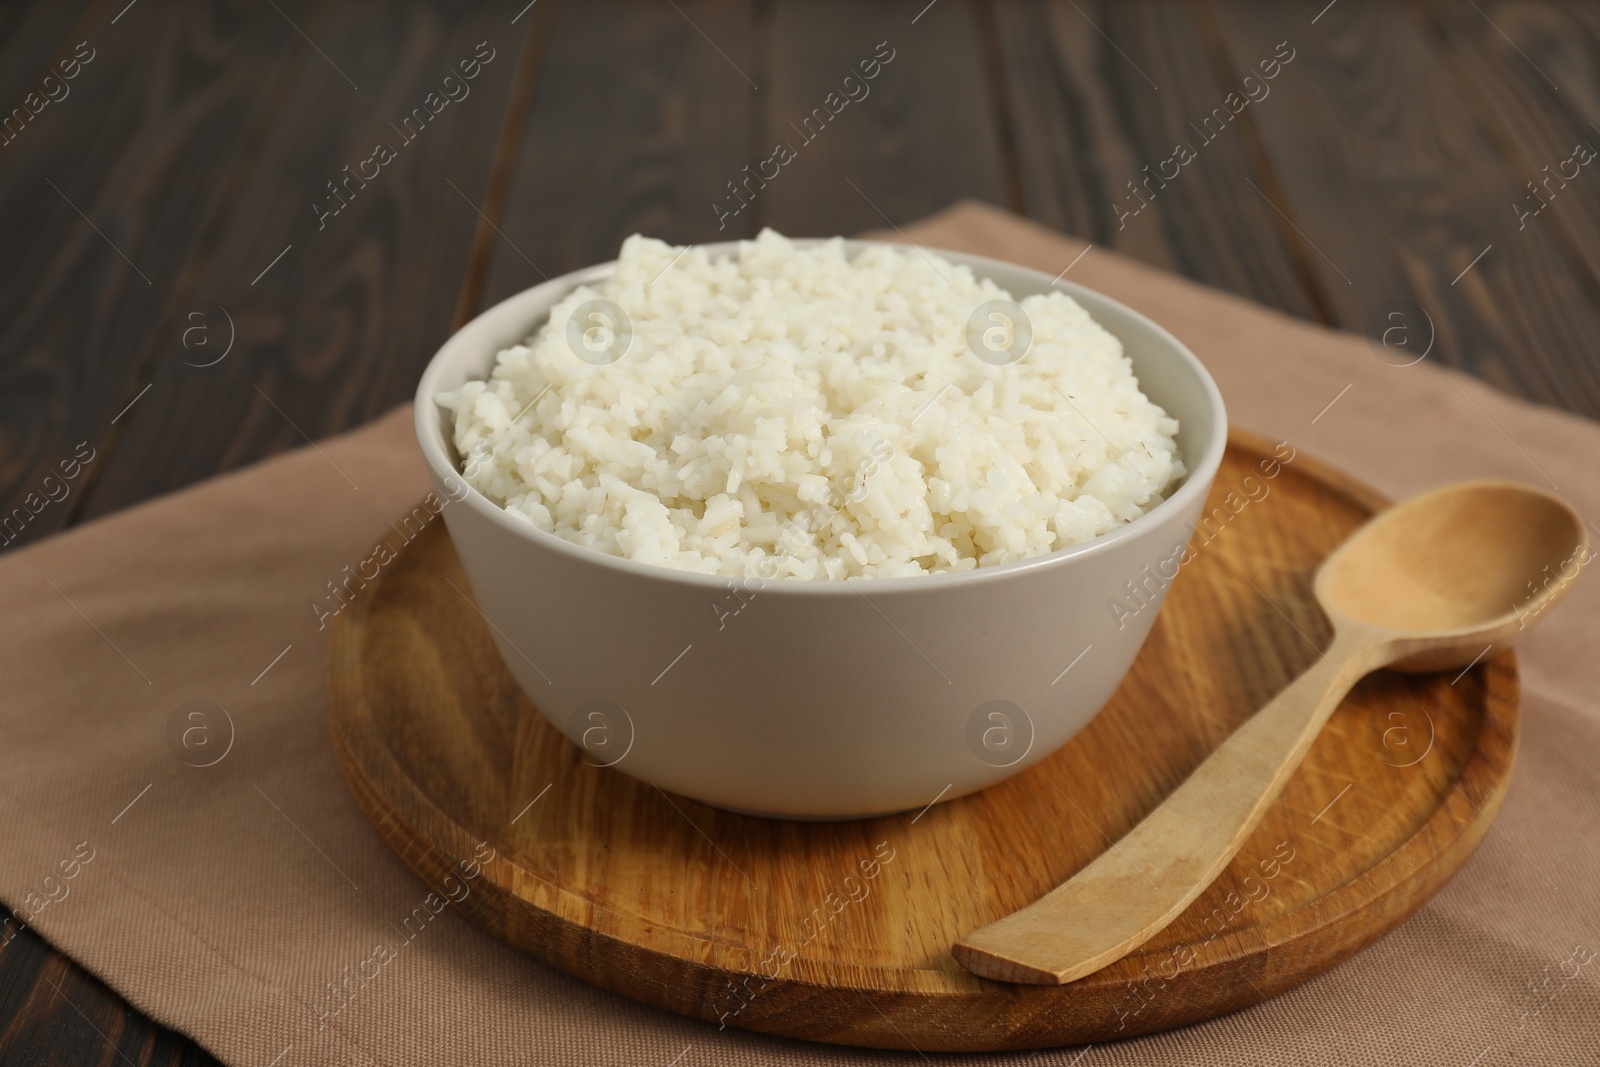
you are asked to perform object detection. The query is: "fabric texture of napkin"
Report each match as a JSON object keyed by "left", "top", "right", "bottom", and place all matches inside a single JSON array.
[{"left": 1, "top": 202, "right": 1596, "bottom": 1066}]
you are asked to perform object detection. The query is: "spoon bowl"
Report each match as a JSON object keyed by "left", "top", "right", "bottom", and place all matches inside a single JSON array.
[
  {"left": 954, "top": 479, "right": 1588, "bottom": 984},
  {"left": 1317, "top": 482, "right": 1588, "bottom": 671}
]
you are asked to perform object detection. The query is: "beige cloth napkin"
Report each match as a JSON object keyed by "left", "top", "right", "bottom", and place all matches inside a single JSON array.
[{"left": 2, "top": 202, "right": 1596, "bottom": 1066}]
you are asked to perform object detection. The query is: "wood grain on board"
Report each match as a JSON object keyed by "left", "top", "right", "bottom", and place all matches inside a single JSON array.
[{"left": 328, "top": 432, "right": 1517, "bottom": 1050}]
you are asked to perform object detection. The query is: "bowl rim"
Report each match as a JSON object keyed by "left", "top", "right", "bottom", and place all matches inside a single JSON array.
[{"left": 414, "top": 238, "right": 1229, "bottom": 596}]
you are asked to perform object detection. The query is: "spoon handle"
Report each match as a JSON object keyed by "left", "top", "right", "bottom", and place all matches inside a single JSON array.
[{"left": 952, "top": 630, "right": 1375, "bottom": 984}]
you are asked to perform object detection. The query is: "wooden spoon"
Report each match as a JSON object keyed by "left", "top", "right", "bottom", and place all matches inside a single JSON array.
[{"left": 953, "top": 480, "right": 1588, "bottom": 984}]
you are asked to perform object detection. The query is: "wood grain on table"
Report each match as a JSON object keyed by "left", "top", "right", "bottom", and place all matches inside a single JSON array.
[{"left": 2, "top": 0, "right": 1597, "bottom": 1062}]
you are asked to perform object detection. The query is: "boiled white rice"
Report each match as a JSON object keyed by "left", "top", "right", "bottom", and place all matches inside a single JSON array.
[{"left": 437, "top": 230, "right": 1182, "bottom": 579}]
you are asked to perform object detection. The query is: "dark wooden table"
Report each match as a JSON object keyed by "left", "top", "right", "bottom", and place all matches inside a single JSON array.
[{"left": 2, "top": 0, "right": 1598, "bottom": 1061}]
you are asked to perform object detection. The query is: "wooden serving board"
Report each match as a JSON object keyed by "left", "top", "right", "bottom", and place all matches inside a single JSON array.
[{"left": 327, "top": 430, "right": 1517, "bottom": 1050}]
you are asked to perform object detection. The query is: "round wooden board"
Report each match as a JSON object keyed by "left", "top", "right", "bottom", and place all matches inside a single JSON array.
[{"left": 328, "top": 430, "right": 1517, "bottom": 1051}]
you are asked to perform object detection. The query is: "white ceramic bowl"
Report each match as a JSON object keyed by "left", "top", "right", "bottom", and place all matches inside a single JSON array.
[{"left": 415, "top": 242, "right": 1227, "bottom": 819}]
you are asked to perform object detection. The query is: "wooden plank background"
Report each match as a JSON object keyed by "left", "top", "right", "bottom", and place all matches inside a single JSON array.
[{"left": 2, "top": 0, "right": 1599, "bottom": 1062}]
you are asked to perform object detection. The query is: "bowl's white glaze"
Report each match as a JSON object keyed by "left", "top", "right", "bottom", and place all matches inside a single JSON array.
[{"left": 415, "top": 241, "right": 1227, "bottom": 819}]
